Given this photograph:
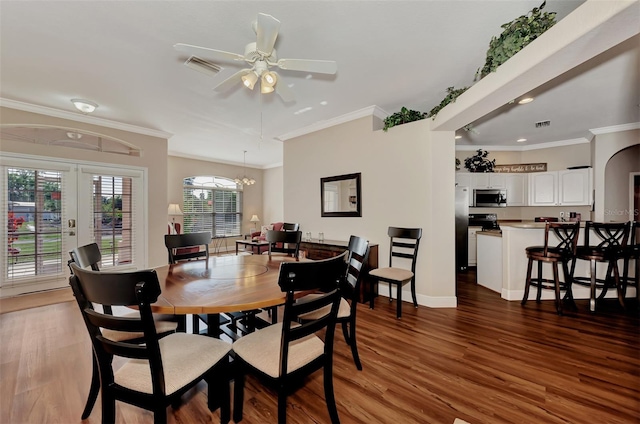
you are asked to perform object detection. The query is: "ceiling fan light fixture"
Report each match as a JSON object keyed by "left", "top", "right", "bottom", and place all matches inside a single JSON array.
[
  {"left": 242, "top": 71, "right": 259, "bottom": 90},
  {"left": 71, "top": 99, "right": 98, "bottom": 114},
  {"left": 260, "top": 84, "right": 275, "bottom": 94},
  {"left": 260, "top": 71, "right": 277, "bottom": 94}
]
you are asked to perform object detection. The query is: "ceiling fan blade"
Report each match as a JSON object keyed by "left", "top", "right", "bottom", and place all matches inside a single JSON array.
[
  {"left": 174, "top": 43, "right": 245, "bottom": 63},
  {"left": 213, "top": 69, "right": 251, "bottom": 92},
  {"left": 273, "top": 73, "right": 295, "bottom": 103},
  {"left": 255, "top": 13, "right": 280, "bottom": 55},
  {"left": 277, "top": 58, "right": 337, "bottom": 74}
]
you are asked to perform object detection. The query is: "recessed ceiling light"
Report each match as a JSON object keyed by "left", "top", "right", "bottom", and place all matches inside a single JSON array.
[
  {"left": 66, "top": 132, "right": 82, "bottom": 140},
  {"left": 320, "top": 101, "right": 328, "bottom": 106},
  {"left": 518, "top": 97, "right": 534, "bottom": 104},
  {"left": 293, "top": 107, "right": 313, "bottom": 115},
  {"left": 71, "top": 99, "right": 98, "bottom": 113},
  {"left": 517, "top": 138, "right": 527, "bottom": 142},
  {"left": 455, "top": 135, "right": 462, "bottom": 139},
  {"left": 305, "top": 74, "right": 313, "bottom": 80}
]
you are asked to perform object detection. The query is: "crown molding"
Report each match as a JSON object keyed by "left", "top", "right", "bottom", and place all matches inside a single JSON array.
[
  {"left": 456, "top": 137, "right": 590, "bottom": 152},
  {"left": 168, "top": 151, "right": 281, "bottom": 170},
  {"left": 589, "top": 122, "right": 640, "bottom": 135},
  {"left": 0, "top": 98, "right": 173, "bottom": 139},
  {"left": 276, "top": 105, "right": 387, "bottom": 141}
]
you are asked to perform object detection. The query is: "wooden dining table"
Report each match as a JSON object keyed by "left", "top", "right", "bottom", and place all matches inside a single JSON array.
[{"left": 150, "top": 254, "right": 302, "bottom": 337}]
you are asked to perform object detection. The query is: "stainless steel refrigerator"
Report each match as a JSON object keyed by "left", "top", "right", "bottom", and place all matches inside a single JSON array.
[{"left": 455, "top": 185, "right": 469, "bottom": 271}]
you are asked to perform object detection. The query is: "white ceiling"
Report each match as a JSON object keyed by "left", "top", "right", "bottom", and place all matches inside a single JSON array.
[{"left": 1, "top": 1, "right": 637, "bottom": 168}]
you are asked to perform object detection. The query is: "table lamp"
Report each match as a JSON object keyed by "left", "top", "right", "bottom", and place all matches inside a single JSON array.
[
  {"left": 168, "top": 204, "right": 183, "bottom": 234},
  {"left": 250, "top": 214, "right": 260, "bottom": 232}
]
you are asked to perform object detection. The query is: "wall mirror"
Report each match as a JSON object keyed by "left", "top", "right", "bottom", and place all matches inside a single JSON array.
[{"left": 320, "top": 172, "right": 361, "bottom": 217}]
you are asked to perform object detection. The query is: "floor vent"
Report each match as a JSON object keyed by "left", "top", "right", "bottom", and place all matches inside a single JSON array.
[
  {"left": 535, "top": 120, "right": 551, "bottom": 128},
  {"left": 184, "top": 56, "right": 222, "bottom": 76}
]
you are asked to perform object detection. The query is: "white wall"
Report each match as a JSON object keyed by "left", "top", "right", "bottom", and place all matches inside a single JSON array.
[
  {"left": 262, "top": 166, "right": 284, "bottom": 224},
  {"left": 604, "top": 143, "right": 640, "bottom": 221},
  {"left": 593, "top": 129, "right": 640, "bottom": 221},
  {"left": 284, "top": 116, "right": 457, "bottom": 307}
]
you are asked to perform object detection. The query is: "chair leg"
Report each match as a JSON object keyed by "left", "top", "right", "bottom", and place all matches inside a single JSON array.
[
  {"left": 232, "top": 363, "right": 245, "bottom": 423},
  {"left": 81, "top": 354, "right": 100, "bottom": 419},
  {"left": 552, "top": 262, "right": 563, "bottom": 315},
  {"left": 323, "top": 359, "right": 340, "bottom": 424},
  {"left": 342, "top": 320, "right": 362, "bottom": 371},
  {"left": 562, "top": 260, "right": 577, "bottom": 310},
  {"left": 388, "top": 282, "right": 393, "bottom": 302},
  {"left": 277, "top": 385, "right": 288, "bottom": 424},
  {"left": 535, "top": 261, "right": 543, "bottom": 303},
  {"left": 369, "top": 279, "right": 375, "bottom": 310},
  {"left": 101, "top": 389, "right": 116, "bottom": 424},
  {"left": 153, "top": 407, "right": 167, "bottom": 424},
  {"left": 589, "top": 259, "right": 597, "bottom": 312},
  {"left": 612, "top": 260, "right": 626, "bottom": 310},
  {"left": 193, "top": 314, "right": 200, "bottom": 334},
  {"left": 207, "top": 365, "right": 230, "bottom": 424},
  {"left": 522, "top": 257, "right": 533, "bottom": 305},
  {"left": 396, "top": 283, "right": 402, "bottom": 319},
  {"left": 410, "top": 277, "right": 418, "bottom": 308}
]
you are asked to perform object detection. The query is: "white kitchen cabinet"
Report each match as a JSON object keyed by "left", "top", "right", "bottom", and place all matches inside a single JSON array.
[
  {"left": 506, "top": 174, "right": 527, "bottom": 206},
  {"left": 472, "top": 173, "right": 506, "bottom": 189},
  {"left": 528, "top": 168, "right": 592, "bottom": 206},
  {"left": 468, "top": 227, "right": 481, "bottom": 266}
]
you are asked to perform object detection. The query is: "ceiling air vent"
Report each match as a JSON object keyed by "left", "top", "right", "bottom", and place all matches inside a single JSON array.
[
  {"left": 535, "top": 120, "right": 551, "bottom": 128},
  {"left": 184, "top": 56, "right": 222, "bottom": 76}
]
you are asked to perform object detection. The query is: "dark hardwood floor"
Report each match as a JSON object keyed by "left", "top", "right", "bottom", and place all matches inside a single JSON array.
[{"left": 1, "top": 270, "right": 638, "bottom": 423}]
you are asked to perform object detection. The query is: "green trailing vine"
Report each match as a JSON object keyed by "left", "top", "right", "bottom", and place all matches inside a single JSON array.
[
  {"left": 382, "top": 107, "right": 426, "bottom": 132},
  {"left": 427, "top": 86, "right": 469, "bottom": 119},
  {"left": 384, "top": 2, "right": 557, "bottom": 131},
  {"left": 476, "top": 1, "right": 556, "bottom": 80}
]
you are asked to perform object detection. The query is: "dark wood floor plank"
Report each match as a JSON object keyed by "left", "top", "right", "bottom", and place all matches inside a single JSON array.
[{"left": 1, "top": 270, "right": 638, "bottom": 423}]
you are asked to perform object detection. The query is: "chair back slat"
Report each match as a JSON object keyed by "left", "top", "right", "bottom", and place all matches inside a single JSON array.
[
  {"left": 70, "top": 243, "right": 102, "bottom": 270},
  {"left": 276, "top": 252, "right": 347, "bottom": 378},
  {"left": 584, "top": 221, "right": 629, "bottom": 249},
  {"left": 282, "top": 223, "right": 300, "bottom": 231},
  {"left": 164, "top": 232, "right": 210, "bottom": 263},
  {"left": 266, "top": 230, "right": 302, "bottom": 259},
  {"left": 344, "top": 235, "right": 369, "bottom": 291},
  {"left": 546, "top": 222, "right": 580, "bottom": 256},
  {"left": 387, "top": 227, "right": 422, "bottom": 272}
]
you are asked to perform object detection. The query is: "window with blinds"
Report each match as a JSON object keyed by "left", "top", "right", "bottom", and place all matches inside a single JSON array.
[
  {"left": 183, "top": 176, "right": 242, "bottom": 237},
  {"left": 4, "top": 167, "right": 64, "bottom": 280},
  {"left": 92, "top": 175, "right": 134, "bottom": 267}
]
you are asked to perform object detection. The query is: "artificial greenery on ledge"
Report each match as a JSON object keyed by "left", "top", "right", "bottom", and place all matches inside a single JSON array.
[
  {"left": 464, "top": 149, "right": 496, "bottom": 173},
  {"left": 476, "top": 1, "right": 556, "bottom": 80},
  {"left": 382, "top": 107, "right": 426, "bottom": 132},
  {"left": 428, "top": 86, "right": 469, "bottom": 119}
]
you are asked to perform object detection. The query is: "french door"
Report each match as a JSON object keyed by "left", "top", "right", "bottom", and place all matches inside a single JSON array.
[{"left": 1, "top": 154, "right": 146, "bottom": 297}]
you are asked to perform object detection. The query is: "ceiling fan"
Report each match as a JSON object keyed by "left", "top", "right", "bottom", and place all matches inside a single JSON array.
[{"left": 174, "top": 12, "right": 337, "bottom": 102}]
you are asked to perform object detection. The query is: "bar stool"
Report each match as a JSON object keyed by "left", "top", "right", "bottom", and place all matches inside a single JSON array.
[
  {"left": 621, "top": 221, "right": 639, "bottom": 304},
  {"left": 521, "top": 222, "right": 580, "bottom": 315},
  {"left": 572, "top": 221, "right": 629, "bottom": 312}
]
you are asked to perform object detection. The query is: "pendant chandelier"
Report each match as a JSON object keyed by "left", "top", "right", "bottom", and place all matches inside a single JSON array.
[{"left": 234, "top": 150, "right": 256, "bottom": 187}]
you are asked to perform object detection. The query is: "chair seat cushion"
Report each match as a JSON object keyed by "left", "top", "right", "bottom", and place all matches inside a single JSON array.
[
  {"left": 297, "top": 294, "right": 350, "bottom": 320},
  {"left": 115, "top": 333, "right": 231, "bottom": 395},
  {"left": 369, "top": 267, "right": 413, "bottom": 283},
  {"left": 232, "top": 322, "right": 324, "bottom": 378},
  {"left": 102, "top": 312, "right": 178, "bottom": 342}
]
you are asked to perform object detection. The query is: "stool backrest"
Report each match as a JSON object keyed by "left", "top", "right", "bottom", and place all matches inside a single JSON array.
[
  {"left": 545, "top": 222, "right": 580, "bottom": 256},
  {"left": 583, "top": 221, "right": 629, "bottom": 249},
  {"left": 629, "top": 221, "right": 640, "bottom": 248}
]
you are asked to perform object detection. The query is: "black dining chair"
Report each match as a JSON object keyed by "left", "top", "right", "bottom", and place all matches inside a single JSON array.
[
  {"left": 232, "top": 252, "right": 348, "bottom": 424},
  {"left": 68, "top": 243, "right": 180, "bottom": 420},
  {"left": 164, "top": 232, "right": 211, "bottom": 263},
  {"left": 282, "top": 222, "right": 300, "bottom": 231},
  {"left": 69, "top": 263, "right": 232, "bottom": 424},
  {"left": 265, "top": 229, "right": 302, "bottom": 259},
  {"left": 298, "top": 235, "right": 370, "bottom": 370},
  {"left": 620, "top": 221, "right": 639, "bottom": 304},
  {"left": 369, "top": 227, "right": 422, "bottom": 318}
]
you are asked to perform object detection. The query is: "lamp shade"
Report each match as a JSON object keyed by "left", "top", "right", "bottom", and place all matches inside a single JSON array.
[
  {"left": 250, "top": 214, "right": 260, "bottom": 222},
  {"left": 168, "top": 204, "right": 183, "bottom": 216}
]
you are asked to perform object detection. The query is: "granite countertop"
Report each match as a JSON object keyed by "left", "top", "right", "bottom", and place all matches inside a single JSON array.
[
  {"left": 477, "top": 230, "right": 502, "bottom": 238},
  {"left": 501, "top": 221, "right": 585, "bottom": 229}
]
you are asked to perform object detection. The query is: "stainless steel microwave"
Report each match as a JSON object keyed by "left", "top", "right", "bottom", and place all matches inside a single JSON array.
[{"left": 473, "top": 189, "right": 507, "bottom": 207}]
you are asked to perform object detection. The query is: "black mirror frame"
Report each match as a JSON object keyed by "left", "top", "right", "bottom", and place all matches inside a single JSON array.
[{"left": 320, "top": 172, "right": 362, "bottom": 217}]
